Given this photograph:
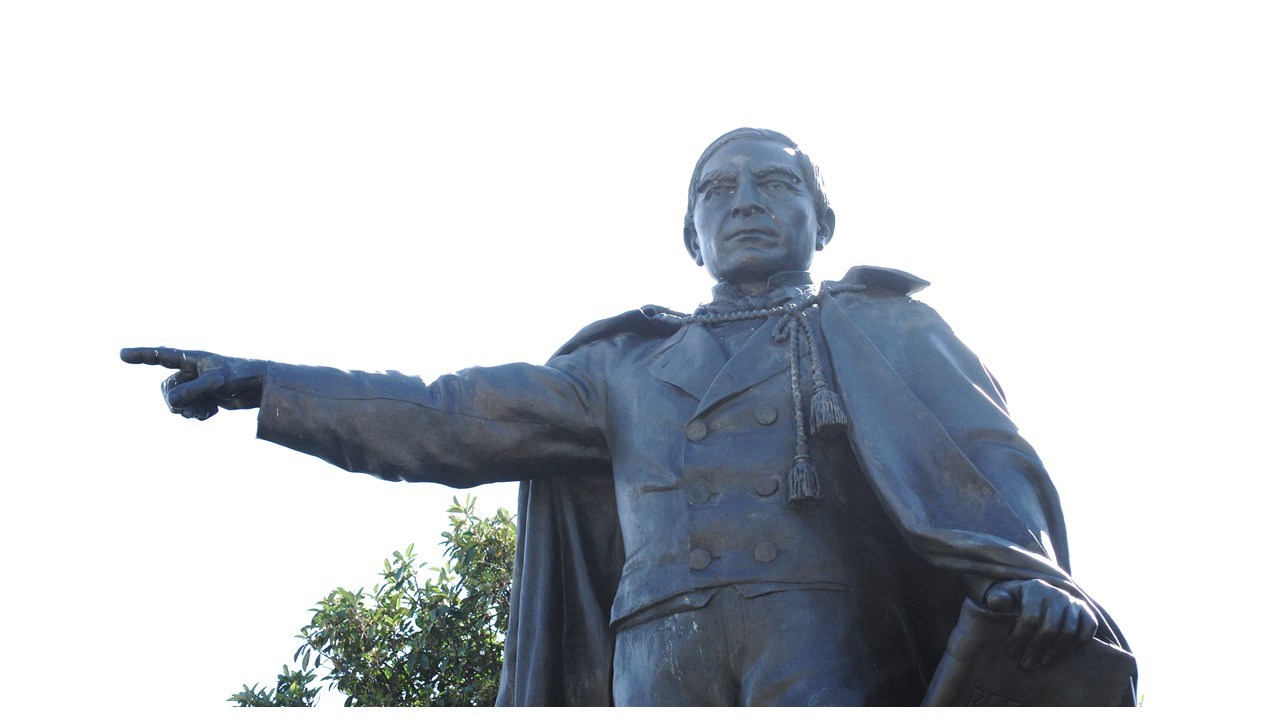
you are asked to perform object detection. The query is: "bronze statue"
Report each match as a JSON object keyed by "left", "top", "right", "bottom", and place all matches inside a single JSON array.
[{"left": 122, "top": 128, "right": 1133, "bottom": 706}]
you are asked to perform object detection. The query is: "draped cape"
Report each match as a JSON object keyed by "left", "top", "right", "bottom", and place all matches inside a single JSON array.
[{"left": 495, "top": 266, "right": 1129, "bottom": 706}]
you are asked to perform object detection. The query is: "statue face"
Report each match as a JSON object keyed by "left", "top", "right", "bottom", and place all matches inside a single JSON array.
[{"left": 689, "top": 139, "right": 832, "bottom": 286}]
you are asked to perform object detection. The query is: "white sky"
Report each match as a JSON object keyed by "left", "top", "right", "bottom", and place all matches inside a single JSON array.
[{"left": 2, "top": 1, "right": 1276, "bottom": 715}]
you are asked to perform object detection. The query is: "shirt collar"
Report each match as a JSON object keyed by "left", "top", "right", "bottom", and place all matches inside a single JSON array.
[{"left": 707, "top": 270, "right": 814, "bottom": 311}]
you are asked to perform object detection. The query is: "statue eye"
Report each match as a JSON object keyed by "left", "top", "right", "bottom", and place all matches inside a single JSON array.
[
  {"left": 761, "top": 180, "right": 795, "bottom": 197},
  {"left": 705, "top": 185, "right": 736, "bottom": 201}
]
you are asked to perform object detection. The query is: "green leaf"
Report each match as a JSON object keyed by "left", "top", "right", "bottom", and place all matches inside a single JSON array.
[{"left": 233, "top": 502, "right": 514, "bottom": 707}]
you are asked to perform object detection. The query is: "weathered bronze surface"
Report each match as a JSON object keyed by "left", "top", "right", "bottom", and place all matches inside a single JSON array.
[{"left": 122, "top": 128, "right": 1133, "bottom": 706}]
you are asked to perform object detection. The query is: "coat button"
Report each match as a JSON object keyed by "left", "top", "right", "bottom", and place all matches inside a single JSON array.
[
  {"left": 753, "top": 474, "right": 780, "bottom": 497},
  {"left": 753, "top": 542, "right": 778, "bottom": 564},
  {"left": 754, "top": 405, "right": 778, "bottom": 425},
  {"left": 686, "top": 421, "right": 708, "bottom": 441},
  {"left": 690, "top": 548, "right": 712, "bottom": 570},
  {"left": 687, "top": 483, "right": 712, "bottom": 505}
]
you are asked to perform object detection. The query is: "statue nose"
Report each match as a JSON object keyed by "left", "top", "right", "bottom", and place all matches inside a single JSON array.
[{"left": 730, "top": 185, "right": 766, "bottom": 217}]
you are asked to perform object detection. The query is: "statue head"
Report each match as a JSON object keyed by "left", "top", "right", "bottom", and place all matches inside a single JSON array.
[{"left": 683, "top": 128, "right": 836, "bottom": 289}]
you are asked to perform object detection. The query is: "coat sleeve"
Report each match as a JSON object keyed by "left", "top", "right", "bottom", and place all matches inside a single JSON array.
[{"left": 254, "top": 347, "right": 612, "bottom": 487}]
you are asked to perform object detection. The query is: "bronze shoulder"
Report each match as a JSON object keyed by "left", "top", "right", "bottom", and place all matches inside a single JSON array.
[{"left": 551, "top": 305, "right": 683, "bottom": 358}]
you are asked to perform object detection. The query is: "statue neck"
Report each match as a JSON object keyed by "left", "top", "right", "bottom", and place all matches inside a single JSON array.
[{"left": 710, "top": 270, "right": 813, "bottom": 308}]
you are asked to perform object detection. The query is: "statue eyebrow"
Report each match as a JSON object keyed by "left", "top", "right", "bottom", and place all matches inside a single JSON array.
[
  {"left": 754, "top": 165, "right": 802, "bottom": 183},
  {"left": 696, "top": 171, "right": 737, "bottom": 192}
]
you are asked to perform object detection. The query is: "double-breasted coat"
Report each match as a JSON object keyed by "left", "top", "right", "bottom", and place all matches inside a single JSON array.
[{"left": 255, "top": 266, "right": 1123, "bottom": 705}]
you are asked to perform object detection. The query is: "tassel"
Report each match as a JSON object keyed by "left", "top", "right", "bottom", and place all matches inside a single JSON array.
[
  {"left": 808, "top": 385, "right": 848, "bottom": 437},
  {"left": 787, "top": 457, "right": 821, "bottom": 502}
]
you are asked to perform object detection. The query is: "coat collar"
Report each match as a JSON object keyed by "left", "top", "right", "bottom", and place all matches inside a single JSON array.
[
  {"left": 646, "top": 324, "right": 725, "bottom": 402},
  {"left": 693, "top": 313, "right": 789, "bottom": 417},
  {"left": 647, "top": 278, "right": 811, "bottom": 414},
  {"left": 707, "top": 270, "right": 814, "bottom": 309}
]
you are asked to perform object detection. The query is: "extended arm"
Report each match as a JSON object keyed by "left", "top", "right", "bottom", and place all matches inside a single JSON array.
[
  {"left": 121, "top": 346, "right": 611, "bottom": 487},
  {"left": 256, "top": 359, "right": 610, "bottom": 487}
]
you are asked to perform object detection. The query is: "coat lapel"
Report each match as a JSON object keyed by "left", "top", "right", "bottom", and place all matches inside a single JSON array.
[
  {"left": 646, "top": 324, "right": 726, "bottom": 401},
  {"left": 693, "top": 315, "right": 790, "bottom": 418},
  {"left": 648, "top": 313, "right": 792, "bottom": 417}
]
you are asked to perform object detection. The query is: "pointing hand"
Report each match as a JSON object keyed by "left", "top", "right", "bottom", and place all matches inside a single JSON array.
[{"left": 120, "top": 347, "right": 267, "bottom": 420}]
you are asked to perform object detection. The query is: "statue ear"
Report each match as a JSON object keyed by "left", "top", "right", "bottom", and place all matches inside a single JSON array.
[
  {"left": 815, "top": 207, "right": 836, "bottom": 251},
  {"left": 684, "top": 225, "right": 704, "bottom": 266}
]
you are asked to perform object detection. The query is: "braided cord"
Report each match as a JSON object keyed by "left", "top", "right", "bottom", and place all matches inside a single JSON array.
[
  {"left": 654, "top": 281, "right": 865, "bottom": 328},
  {"left": 798, "top": 313, "right": 829, "bottom": 393},
  {"left": 783, "top": 314, "right": 810, "bottom": 464},
  {"left": 673, "top": 294, "right": 819, "bottom": 327}
]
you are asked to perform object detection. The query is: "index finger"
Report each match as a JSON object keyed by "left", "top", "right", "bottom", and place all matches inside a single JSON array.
[{"left": 120, "top": 347, "right": 199, "bottom": 370}]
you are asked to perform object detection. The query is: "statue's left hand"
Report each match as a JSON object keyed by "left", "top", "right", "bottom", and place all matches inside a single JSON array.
[{"left": 985, "top": 579, "right": 1098, "bottom": 670}]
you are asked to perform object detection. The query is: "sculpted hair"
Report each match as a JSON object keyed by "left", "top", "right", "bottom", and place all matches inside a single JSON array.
[{"left": 683, "top": 128, "right": 831, "bottom": 242}]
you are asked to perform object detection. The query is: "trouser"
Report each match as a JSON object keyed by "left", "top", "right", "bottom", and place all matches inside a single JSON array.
[{"left": 611, "top": 586, "right": 924, "bottom": 706}]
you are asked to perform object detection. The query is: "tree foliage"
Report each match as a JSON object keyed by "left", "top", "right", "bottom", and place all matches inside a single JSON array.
[
  {"left": 227, "top": 666, "right": 319, "bottom": 707},
  {"left": 229, "top": 497, "right": 516, "bottom": 707}
]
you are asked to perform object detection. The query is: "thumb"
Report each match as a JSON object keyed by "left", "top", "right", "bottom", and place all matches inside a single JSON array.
[
  {"left": 985, "top": 584, "right": 1018, "bottom": 613},
  {"left": 167, "top": 370, "right": 224, "bottom": 407}
]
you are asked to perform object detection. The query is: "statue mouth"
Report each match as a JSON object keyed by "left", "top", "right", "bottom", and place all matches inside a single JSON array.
[{"left": 726, "top": 227, "right": 779, "bottom": 243}]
